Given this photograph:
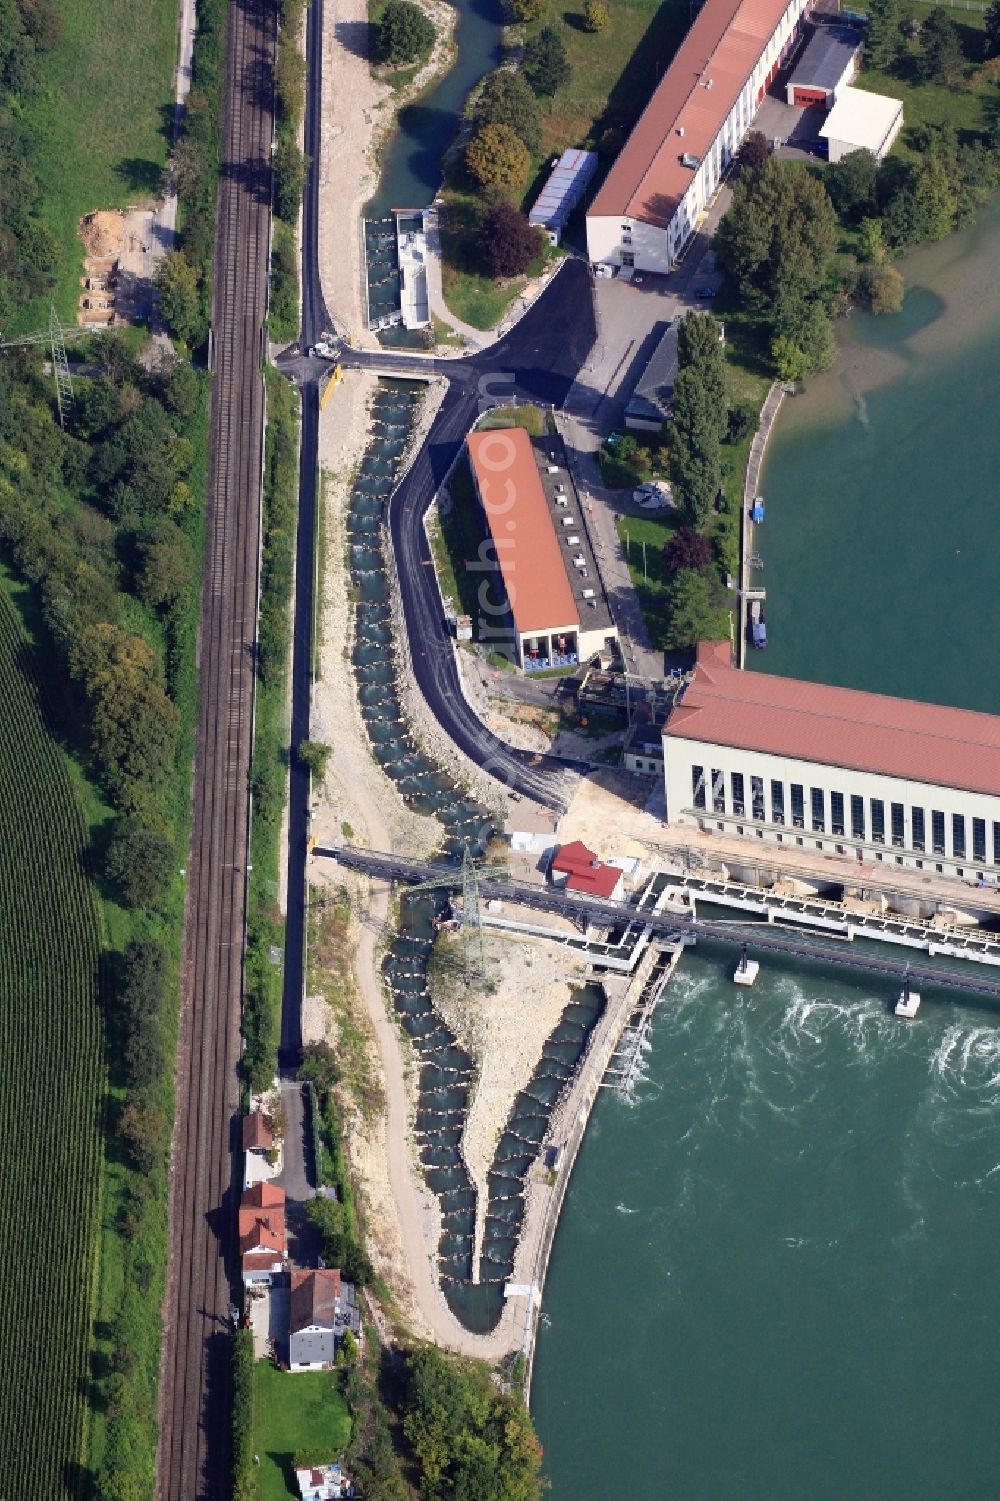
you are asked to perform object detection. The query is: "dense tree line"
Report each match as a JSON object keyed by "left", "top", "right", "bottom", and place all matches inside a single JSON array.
[
  {"left": 402, "top": 1345, "right": 545, "bottom": 1501},
  {"left": 459, "top": 38, "right": 571, "bottom": 284},
  {"left": 0, "top": 0, "right": 62, "bottom": 322}
]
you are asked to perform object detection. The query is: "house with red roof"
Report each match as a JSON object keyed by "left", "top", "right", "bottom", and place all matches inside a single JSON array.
[
  {"left": 238, "top": 1181, "right": 286, "bottom": 1285},
  {"left": 662, "top": 639, "right": 1000, "bottom": 882},
  {"left": 550, "top": 841, "right": 625, "bottom": 901}
]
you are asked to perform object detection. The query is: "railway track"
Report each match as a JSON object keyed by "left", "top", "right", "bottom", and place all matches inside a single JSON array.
[{"left": 156, "top": 0, "right": 276, "bottom": 1493}]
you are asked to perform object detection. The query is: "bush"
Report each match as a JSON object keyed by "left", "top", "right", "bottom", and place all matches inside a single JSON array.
[
  {"left": 470, "top": 69, "right": 541, "bottom": 153},
  {"left": 522, "top": 24, "right": 570, "bottom": 95},
  {"left": 726, "top": 401, "right": 758, "bottom": 444},
  {"left": 465, "top": 123, "right": 530, "bottom": 192},
  {"left": 298, "top": 739, "right": 331, "bottom": 778},
  {"left": 374, "top": 0, "right": 435, "bottom": 64},
  {"left": 509, "top": 0, "right": 545, "bottom": 18},
  {"left": 583, "top": 0, "right": 608, "bottom": 29},
  {"left": 105, "top": 818, "right": 175, "bottom": 907},
  {"left": 859, "top": 262, "right": 905, "bottom": 314},
  {"left": 273, "top": 136, "right": 306, "bottom": 222},
  {"left": 477, "top": 201, "right": 543, "bottom": 277},
  {"left": 154, "top": 250, "right": 203, "bottom": 345}
]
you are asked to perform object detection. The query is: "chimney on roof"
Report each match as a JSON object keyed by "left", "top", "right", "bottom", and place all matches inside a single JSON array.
[
  {"left": 705, "top": 77, "right": 714, "bottom": 88},
  {"left": 677, "top": 126, "right": 685, "bottom": 136}
]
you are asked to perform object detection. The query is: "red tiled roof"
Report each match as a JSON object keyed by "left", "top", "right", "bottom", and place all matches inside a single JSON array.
[
  {"left": 242, "top": 1111, "right": 273, "bottom": 1151},
  {"left": 242, "top": 1181, "right": 284, "bottom": 1209},
  {"left": 552, "top": 841, "right": 622, "bottom": 898},
  {"left": 590, "top": 0, "right": 798, "bottom": 228},
  {"left": 665, "top": 641, "right": 1000, "bottom": 796},
  {"left": 467, "top": 428, "right": 579, "bottom": 638},
  {"left": 566, "top": 864, "right": 623, "bottom": 899},
  {"left": 551, "top": 839, "right": 598, "bottom": 874}
]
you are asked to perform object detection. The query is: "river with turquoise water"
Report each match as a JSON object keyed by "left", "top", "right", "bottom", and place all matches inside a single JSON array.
[{"left": 532, "top": 203, "right": 1000, "bottom": 1496}]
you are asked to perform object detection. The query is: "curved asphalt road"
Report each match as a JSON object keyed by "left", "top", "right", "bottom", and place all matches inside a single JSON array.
[{"left": 278, "top": 0, "right": 602, "bottom": 1057}]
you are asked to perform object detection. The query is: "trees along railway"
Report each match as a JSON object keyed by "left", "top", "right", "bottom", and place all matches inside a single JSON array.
[{"left": 156, "top": 0, "right": 276, "bottom": 1492}]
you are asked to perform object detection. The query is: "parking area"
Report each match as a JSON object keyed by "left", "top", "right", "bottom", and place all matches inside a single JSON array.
[
  {"left": 754, "top": 93, "right": 827, "bottom": 159},
  {"left": 248, "top": 1280, "right": 290, "bottom": 1362}
]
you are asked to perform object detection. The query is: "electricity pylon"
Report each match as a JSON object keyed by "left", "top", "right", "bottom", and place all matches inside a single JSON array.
[
  {"left": 0, "top": 305, "right": 86, "bottom": 426},
  {"left": 405, "top": 842, "right": 510, "bottom": 981}
]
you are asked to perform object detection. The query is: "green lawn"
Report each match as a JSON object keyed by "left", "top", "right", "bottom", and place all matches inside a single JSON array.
[
  {"left": 429, "top": 457, "right": 488, "bottom": 621},
  {"left": 616, "top": 511, "right": 678, "bottom": 649},
  {"left": 528, "top": 0, "right": 690, "bottom": 159},
  {"left": 17, "top": 0, "right": 178, "bottom": 330},
  {"left": 254, "top": 1363, "right": 352, "bottom": 1501},
  {"left": 478, "top": 402, "right": 550, "bottom": 434},
  {"left": 439, "top": 190, "right": 558, "bottom": 329},
  {"left": 850, "top": 2, "right": 992, "bottom": 145}
]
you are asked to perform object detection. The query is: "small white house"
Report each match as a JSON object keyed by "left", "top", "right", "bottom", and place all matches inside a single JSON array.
[{"left": 820, "top": 86, "right": 903, "bottom": 163}]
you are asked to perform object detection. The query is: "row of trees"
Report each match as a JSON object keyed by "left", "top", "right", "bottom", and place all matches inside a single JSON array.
[
  {"left": 0, "top": 0, "right": 62, "bottom": 321},
  {"left": 458, "top": 35, "right": 572, "bottom": 280},
  {"left": 662, "top": 313, "right": 732, "bottom": 649}
]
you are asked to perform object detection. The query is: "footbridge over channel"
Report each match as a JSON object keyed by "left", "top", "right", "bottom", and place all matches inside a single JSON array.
[{"left": 322, "top": 846, "right": 1000, "bottom": 1001}]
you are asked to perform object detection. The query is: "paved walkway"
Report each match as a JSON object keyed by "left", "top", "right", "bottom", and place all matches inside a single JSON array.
[{"left": 424, "top": 203, "right": 567, "bottom": 353}]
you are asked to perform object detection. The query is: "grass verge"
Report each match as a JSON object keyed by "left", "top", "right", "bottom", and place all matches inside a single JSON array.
[{"left": 244, "top": 366, "right": 300, "bottom": 1091}]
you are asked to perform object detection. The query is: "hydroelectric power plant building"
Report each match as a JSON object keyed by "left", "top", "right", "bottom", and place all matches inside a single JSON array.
[
  {"left": 662, "top": 642, "right": 1000, "bottom": 882},
  {"left": 466, "top": 428, "right": 617, "bottom": 671},
  {"left": 586, "top": 0, "right": 816, "bottom": 273}
]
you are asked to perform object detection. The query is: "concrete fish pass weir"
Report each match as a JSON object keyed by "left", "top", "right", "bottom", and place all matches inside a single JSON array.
[{"left": 345, "top": 381, "right": 606, "bottom": 1333}]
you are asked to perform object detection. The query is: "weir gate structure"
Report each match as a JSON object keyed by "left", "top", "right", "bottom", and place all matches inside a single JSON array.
[{"left": 324, "top": 846, "right": 1000, "bottom": 1002}]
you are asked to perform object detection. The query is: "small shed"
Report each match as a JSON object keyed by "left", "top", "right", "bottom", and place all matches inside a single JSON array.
[
  {"left": 819, "top": 86, "right": 903, "bottom": 163},
  {"left": 624, "top": 322, "right": 679, "bottom": 431},
  {"left": 786, "top": 24, "right": 863, "bottom": 108},
  {"left": 529, "top": 148, "right": 599, "bottom": 246}
]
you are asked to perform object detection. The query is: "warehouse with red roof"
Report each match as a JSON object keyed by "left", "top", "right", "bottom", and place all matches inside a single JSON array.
[
  {"left": 465, "top": 427, "right": 617, "bottom": 671},
  {"left": 587, "top": 0, "right": 817, "bottom": 272},
  {"left": 662, "top": 641, "right": 1000, "bottom": 880}
]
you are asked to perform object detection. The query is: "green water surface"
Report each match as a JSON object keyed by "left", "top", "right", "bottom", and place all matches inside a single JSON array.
[{"left": 533, "top": 202, "right": 1000, "bottom": 1497}]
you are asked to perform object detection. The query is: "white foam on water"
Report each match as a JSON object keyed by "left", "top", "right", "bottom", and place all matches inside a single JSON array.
[
  {"left": 615, "top": 1202, "right": 637, "bottom": 1215},
  {"left": 929, "top": 1021, "right": 1000, "bottom": 1106}
]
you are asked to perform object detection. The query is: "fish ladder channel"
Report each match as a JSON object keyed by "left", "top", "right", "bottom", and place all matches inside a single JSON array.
[{"left": 346, "top": 381, "right": 603, "bottom": 1331}]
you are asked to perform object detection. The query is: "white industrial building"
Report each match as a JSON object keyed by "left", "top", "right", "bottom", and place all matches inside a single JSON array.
[
  {"left": 663, "top": 642, "right": 1000, "bottom": 880},
  {"left": 820, "top": 85, "right": 903, "bottom": 163},
  {"left": 586, "top": 0, "right": 817, "bottom": 273}
]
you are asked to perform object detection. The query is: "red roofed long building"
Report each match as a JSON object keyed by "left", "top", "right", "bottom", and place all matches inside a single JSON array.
[
  {"left": 663, "top": 641, "right": 1000, "bottom": 879},
  {"left": 587, "top": 0, "right": 815, "bottom": 272},
  {"left": 466, "top": 427, "right": 617, "bottom": 670}
]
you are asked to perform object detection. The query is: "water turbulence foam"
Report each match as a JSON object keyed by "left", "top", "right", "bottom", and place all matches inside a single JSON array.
[
  {"left": 347, "top": 382, "right": 601, "bottom": 1331},
  {"left": 533, "top": 942, "right": 1000, "bottom": 1499}
]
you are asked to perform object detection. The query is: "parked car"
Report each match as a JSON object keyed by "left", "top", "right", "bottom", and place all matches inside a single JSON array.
[{"left": 695, "top": 284, "right": 718, "bottom": 299}]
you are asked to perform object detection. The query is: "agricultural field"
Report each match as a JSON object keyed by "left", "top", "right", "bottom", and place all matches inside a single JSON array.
[{"left": 0, "top": 576, "right": 105, "bottom": 1499}]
